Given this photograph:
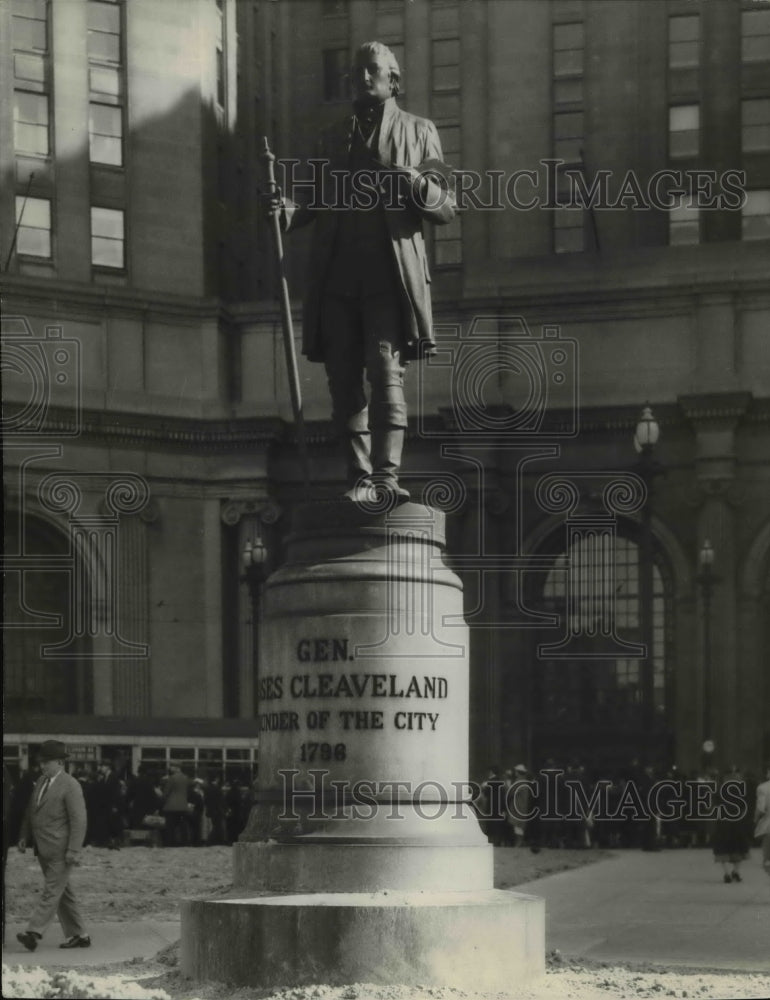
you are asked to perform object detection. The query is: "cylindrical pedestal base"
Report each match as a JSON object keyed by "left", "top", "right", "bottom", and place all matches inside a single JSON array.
[{"left": 181, "top": 890, "right": 545, "bottom": 992}]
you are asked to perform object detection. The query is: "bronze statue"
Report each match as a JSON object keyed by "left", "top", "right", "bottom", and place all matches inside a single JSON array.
[{"left": 266, "top": 41, "right": 456, "bottom": 502}]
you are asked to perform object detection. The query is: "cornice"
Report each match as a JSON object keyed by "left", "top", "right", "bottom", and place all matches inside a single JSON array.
[
  {"left": 7, "top": 395, "right": 767, "bottom": 456},
  {"left": 27, "top": 407, "right": 290, "bottom": 451},
  {"left": 1, "top": 274, "right": 225, "bottom": 325},
  {"left": 678, "top": 392, "right": 754, "bottom": 425}
]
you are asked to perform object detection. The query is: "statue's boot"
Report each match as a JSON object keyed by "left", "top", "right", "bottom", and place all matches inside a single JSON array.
[
  {"left": 340, "top": 412, "right": 374, "bottom": 502},
  {"left": 370, "top": 402, "right": 410, "bottom": 502}
]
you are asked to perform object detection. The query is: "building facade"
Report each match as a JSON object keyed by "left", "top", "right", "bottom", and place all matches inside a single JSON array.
[{"left": 2, "top": 0, "right": 769, "bottom": 780}]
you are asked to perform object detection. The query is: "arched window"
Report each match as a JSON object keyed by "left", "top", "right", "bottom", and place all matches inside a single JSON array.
[
  {"left": 527, "top": 529, "right": 673, "bottom": 769},
  {"left": 3, "top": 509, "right": 93, "bottom": 717}
]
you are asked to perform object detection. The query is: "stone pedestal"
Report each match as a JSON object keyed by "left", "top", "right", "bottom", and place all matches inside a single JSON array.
[{"left": 181, "top": 501, "right": 544, "bottom": 989}]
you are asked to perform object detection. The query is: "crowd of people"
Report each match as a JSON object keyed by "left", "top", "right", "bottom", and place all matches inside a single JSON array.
[
  {"left": 6, "top": 761, "right": 255, "bottom": 850},
  {"left": 473, "top": 759, "right": 768, "bottom": 880}
]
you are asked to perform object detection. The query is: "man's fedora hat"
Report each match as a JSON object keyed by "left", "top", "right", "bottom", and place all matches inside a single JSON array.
[{"left": 38, "top": 740, "right": 70, "bottom": 761}]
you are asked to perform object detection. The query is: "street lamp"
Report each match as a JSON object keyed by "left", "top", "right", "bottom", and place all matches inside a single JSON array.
[
  {"left": 242, "top": 535, "right": 268, "bottom": 716},
  {"left": 633, "top": 405, "right": 663, "bottom": 754},
  {"left": 698, "top": 539, "right": 716, "bottom": 756}
]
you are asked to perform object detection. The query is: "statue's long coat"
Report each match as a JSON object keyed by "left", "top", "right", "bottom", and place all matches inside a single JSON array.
[{"left": 284, "top": 97, "right": 456, "bottom": 363}]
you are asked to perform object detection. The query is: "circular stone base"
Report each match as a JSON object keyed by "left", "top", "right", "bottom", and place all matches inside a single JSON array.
[{"left": 181, "top": 889, "right": 545, "bottom": 992}]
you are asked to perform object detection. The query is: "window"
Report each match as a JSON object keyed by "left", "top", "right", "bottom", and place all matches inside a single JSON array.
[
  {"left": 89, "top": 103, "right": 123, "bottom": 165},
  {"left": 553, "top": 110, "right": 583, "bottom": 164},
  {"left": 668, "top": 15, "right": 699, "bottom": 69},
  {"left": 431, "top": 38, "right": 461, "bottom": 265},
  {"left": 322, "top": 0, "right": 349, "bottom": 15},
  {"left": 669, "top": 194, "right": 700, "bottom": 246},
  {"left": 553, "top": 22, "right": 584, "bottom": 78},
  {"left": 87, "top": 1, "right": 121, "bottom": 64},
  {"left": 216, "top": 0, "right": 226, "bottom": 109},
  {"left": 431, "top": 92, "right": 460, "bottom": 121},
  {"left": 431, "top": 2, "right": 459, "bottom": 37},
  {"left": 14, "top": 52, "right": 46, "bottom": 86},
  {"left": 432, "top": 38, "right": 460, "bottom": 91},
  {"left": 12, "top": 0, "right": 48, "bottom": 53},
  {"left": 91, "top": 206, "right": 125, "bottom": 268},
  {"left": 742, "top": 98, "right": 770, "bottom": 153},
  {"left": 434, "top": 216, "right": 462, "bottom": 266},
  {"left": 15, "top": 195, "right": 51, "bottom": 257},
  {"left": 742, "top": 190, "right": 770, "bottom": 241},
  {"left": 89, "top": 65, "right": 121, "bottom": 100},
  {"left": 552, "top": 21, "right": 585, "bottom": 255},
  {"left": 14, "top": 91, "right": 49, "bottom": 155},
  {"left": 323, "top": 48, "right": 349, "bottom": 102},
  {"left": 553, "top": 205, "right": 584, "bottom": 253},
  {"left": 536, "top": 536, "right": 669, "bottom": 726},
  {"left": 88, "top": 1, "right": 125, "bottom": 169},
  {"left": 741, "top": 10, "right": 770, "bottom": 63},
  {"left": 669, "top": 104, "right": 699, "bottom": 158}
]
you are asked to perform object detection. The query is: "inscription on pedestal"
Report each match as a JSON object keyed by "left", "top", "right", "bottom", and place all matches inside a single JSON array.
[{"left": 258, "top": 634, "right": 450, "bottom": 764}]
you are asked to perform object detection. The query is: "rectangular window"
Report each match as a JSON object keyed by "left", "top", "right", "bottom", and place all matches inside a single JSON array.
[
  {"left": 432, "top": 39, "right": 460, "bottom": 91},
  {"left": 553, "top": 22, "right": 584, "bottom": 78},
  {"left": 216, "top": 0, "right": 226, "bottom": 109},
  {"left": 323, "top": 48, "right": 349, "bottom": 102},
  {"left": 434, "top": 216, "right": 462, "bottom": 266},
  {"left": 669, "top": 194, "right": 700, "bottom": 245},
  {"left": 439, "top": 124, "right": 460, "bottom": 164},
  {"left": 554, "top": 77, "right": 583, "bottom": 105},
  {"left": 742, "top": 98, "right": 770, "bottom": 153},
  {"left": 13, "top": 91, "right": 49, "bottom": 155},
  {"left": 668, "top": 15, "right": 699, "bottom": 69},
  {"left": 322, "top": 0, "right": 349, "bottom": 15},
  {"left": 12, "top": 0, "right": 48, "bottom": 53},
  {"left": 15, "top": 195, "right": 51, "bottom": 258},
  {"left": 431, "top": 3, "right": 459, "bottom": 37},
  {"left": 554, "top": 110, "right": 583, "bottom": 164},
  {"left": 431, "top": 92, "right": 460, "bottom": 121},
  {"left": 89, "top": 103, "right": 123, "bottom": 165},
  {"left": 89, "top": 65, "right": 121, "bottom": 100},
  {"left": 742, "top": 190, "right": 770, "bottom": 241},
  {"left": 91, "top": 206, "right": 125, "bottom": 268},
  {"left": 669, "top": 104, "right": 699, "bottom": 158},
  {"left": 87, "top": 1, "right": 121, "bottom": 64},
  {"left": 742, "top": 10, "right": 770, "bottom": 63},
  {"left": 14, "top": 52, "right": 46, "bottom": 86},
  {"left": 553, "top": 206, "right": 584, "bottom": 253}
]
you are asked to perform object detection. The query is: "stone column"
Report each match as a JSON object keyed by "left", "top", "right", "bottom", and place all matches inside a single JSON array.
[{"left": 680, "top": 393, "right": 750, "bottom": 768}]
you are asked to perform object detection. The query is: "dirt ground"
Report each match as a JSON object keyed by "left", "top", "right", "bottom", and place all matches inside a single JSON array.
[
  {"left": 4, "top": 846, "right": 768, "bottom": 999},
  {"left": 3, "top": 844, "right": 607, "bottom": 923}
]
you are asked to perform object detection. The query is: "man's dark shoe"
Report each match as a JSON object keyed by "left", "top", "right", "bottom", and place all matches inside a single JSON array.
[
  {"left": 60, "top": 934, "right": 91, "bottom": 949},
  {"left": 17, "top": 931, "right": 40, "bottom": 951}
]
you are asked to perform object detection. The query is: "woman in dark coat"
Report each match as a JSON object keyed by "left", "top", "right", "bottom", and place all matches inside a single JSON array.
[{"left": 711, "top": 771, "right": 750, "bottom": 883}]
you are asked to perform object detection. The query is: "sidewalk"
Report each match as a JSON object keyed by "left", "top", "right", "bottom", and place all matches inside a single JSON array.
[
  {"left": 516, "top": 847, "right": 770, "bottom": 972},
  {"left": 3, "top": 920, "right": 179, "bottom": 969},
  {"left": 3, "top": 848, "right": 768, "bottom": 974}
]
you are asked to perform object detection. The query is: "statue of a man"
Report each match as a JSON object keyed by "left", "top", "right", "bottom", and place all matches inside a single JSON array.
[{"left": 268, "top": 41, "right": 456, "bottom": 501}]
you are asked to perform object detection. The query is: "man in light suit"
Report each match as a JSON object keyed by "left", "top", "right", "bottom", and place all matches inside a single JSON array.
[
  {"left": 16, "top": 740, "right": 90, "bottom": 951},
  {"left": 271, "top": 41, "right": 456, "bottom": 501}
]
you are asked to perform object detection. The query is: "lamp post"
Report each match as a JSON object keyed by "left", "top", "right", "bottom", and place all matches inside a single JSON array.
[
  {"left": 633, "top": 405, "right": 662, "bottom": 755},
  {"left": 242, "top": 534, "right": 268, "bottom": 717},
  {"left": 697, "top": 539, "right": 716, "bottom": 757}
]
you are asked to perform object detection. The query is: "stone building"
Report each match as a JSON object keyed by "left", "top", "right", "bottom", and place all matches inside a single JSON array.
[{"left": 2, "top": 0, "right": 769, "bottom": 781}]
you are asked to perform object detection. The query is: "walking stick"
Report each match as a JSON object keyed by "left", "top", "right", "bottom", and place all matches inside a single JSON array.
[{"left": 261, "top": 136, "right": 310, "bottom": 498}]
